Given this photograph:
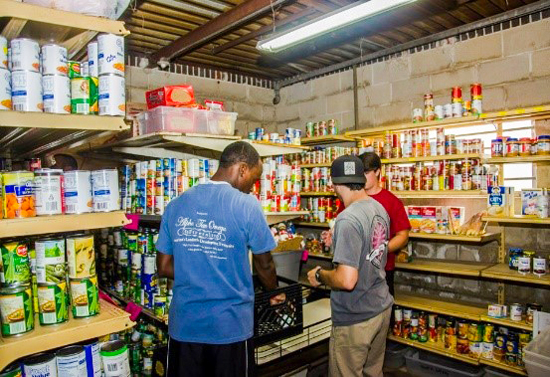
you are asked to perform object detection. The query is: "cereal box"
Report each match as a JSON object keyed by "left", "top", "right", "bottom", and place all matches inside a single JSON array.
[
  {"left": 420, "top": 206, "right": 437, "bottom": 234},
  {"left": 447, "top": 207, "right": 465, "bottom": 234},
  {"left": 521, "top": 189, "right": 542, "bottom": 216},
  {"left": 407, "top": 206, "right": 422, "bottom": 233},
  {"left": 487, "top": 186, "right": 514, "bottom": 217}
]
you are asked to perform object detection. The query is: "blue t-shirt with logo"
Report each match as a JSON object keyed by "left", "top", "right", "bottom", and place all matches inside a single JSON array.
[{"left": 156, "top": 181, "right": 276, "bottom": 344}]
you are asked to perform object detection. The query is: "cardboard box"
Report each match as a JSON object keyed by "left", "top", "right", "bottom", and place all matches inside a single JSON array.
[
  {"left": 420, "top": 206, "right": 437, "bottom": 234},
  {"left": 407, "top": 206, "right": 422, "bottom": 233},
  {"left": 145, "top": 85, "right": 195, "bottom": 110},
  {"left": 521, "top": 189, "right": 542, "bottom": 216},
  {"left": 487, "top": 186, "right": 514, "bottom": 217}
]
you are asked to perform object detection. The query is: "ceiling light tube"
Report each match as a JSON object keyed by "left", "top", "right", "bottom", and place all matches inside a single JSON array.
[{"left": 257, "top": 0, "right": 417, "bottom": 53}]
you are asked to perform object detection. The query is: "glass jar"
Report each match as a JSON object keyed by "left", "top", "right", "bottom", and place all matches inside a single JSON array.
[
  {"left": 506, "top": 138, "right": 519, "bottom": 157},
  {"left": 519, "top": 138, "right": 533, "bottom": 157},
  {"left": 537, "top": 135, "right": 550, "bottom": 155},
  {"left": 491, "top": 138, "right": 504, "bottom": 157}
]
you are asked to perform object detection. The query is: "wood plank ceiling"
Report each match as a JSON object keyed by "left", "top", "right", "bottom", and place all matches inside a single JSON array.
[{"left": 122, "top": 0, "right": 539, "bottom": 79}]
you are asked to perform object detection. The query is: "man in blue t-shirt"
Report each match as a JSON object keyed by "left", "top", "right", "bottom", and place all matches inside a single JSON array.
[{"left": 156, "top": 141, "right": 283, "bottom": 377}]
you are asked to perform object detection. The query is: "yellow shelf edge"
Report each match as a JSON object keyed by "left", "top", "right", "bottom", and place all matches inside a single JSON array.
[
  {"left": 394, "top": 293, "right": 486, "bottom": 322},
  {"left": 482, "top": 216, "right": 550, "bottom": 225},
  {"left": 0, "top": 211, "right": 130, "bottom": 239},
  {"left": 395, "top": 260, "right": 491, "bottom": 277},
  {"left": 346, "top": 105, "right": 550, "bottom": 138},
  {"left": 300, "top": 192, "right": 336, "bottom": 196},
  {"left": 300, "top": 135, "right": 356, "bottom": 145},
  {"left": 301, "top": 163, "right": 332, "bottom": 168},
  {"left": 481, "top": 264, "right": 550, "bottom": 287},
  {"left": 387, "top": 335, "right": 480, "bottom": 365},
  {"left": 0, "top": 0, "right": 130, "bottom": 36},
  {"left": 0, "top": 299, "right": 135, "bottom": 370},
  {"left": 382, "top": 153, "right": 483, "bottom": 164},
  {"left": 479, "top": 315, "right": 532, "bottom": 331},
  {"left": 0, "top": 111, "right": 129, "bottom": 131},
  {"left": 409, "top": 232, "right": 499, "bottom": 243},
  {"left": 487, "top": 155, "right": 550, "bottom": 164},
  {"left": 294, "top": 222, "right": 330, "bottom": 228}
]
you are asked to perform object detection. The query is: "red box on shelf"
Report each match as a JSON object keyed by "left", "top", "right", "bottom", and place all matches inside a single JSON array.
[{"left": 145, "top": 85, "right": 195, "bottom": 110}]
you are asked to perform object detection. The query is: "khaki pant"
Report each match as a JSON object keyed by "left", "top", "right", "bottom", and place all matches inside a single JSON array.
[{"left": 329, "top": 306, "right": 392, "bottom": 377}]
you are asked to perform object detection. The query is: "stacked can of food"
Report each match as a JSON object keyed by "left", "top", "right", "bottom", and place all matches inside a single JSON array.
[
  {"left": 41, "top": 44, "right": 70, "bottom": 114},
  {"left": 255, "top": 157, "right": 301, "bottom": 213},
  {"left": 35, "top": 237, "right": 69, "bottom": 326},
  {"left": 97, "top": 33, "right": 125, "bottom": 116},
  {"left": 0, "top": 238, "right": 34, "bottom": 336},
  {"left": 2, "top": 170, "right": 35, "bottom": 218},
  {"left": 0, "top": 37, "right": 11, "bottom": 111},
  {"left": 66, "top": 233, "right": 100, "bottom": 318},
  {"left": 10, "top": 38, "right": 43, "bottom": 112}
]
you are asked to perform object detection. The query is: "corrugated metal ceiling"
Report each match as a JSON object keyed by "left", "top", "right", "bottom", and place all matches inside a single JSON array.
[{"left": 121, "top": 0, "right": 540, "bottom": 79}]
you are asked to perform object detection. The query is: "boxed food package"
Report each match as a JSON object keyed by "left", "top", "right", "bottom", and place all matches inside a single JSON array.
[
  {"left": 407, "top": 206, "right": 422, "bottom": 233},
  {"left": 522, "top": 189, "right": 542, "bottom": 216},
  {"left": 448, "top": 207, "right": 466, "bottom": 234},
  {"left": 487, "top": 186, "right": 515, "bottom": 217},
  {"left": 420, "top": 206, "right": 437, "bottom": 234},
  {"left": 146, "top": 85, "right": 195, "bottom": 110}
]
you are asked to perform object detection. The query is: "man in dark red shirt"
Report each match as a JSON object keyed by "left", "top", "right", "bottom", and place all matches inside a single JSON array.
[{"left": 327, "top": 152, "right": 410, "bottom": 295}]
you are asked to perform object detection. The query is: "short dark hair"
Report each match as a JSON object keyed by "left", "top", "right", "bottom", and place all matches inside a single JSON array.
[
  {"left": 219, "top": 141, "right": 260, "bottom": 169},
  {"left": 53, "top": 154, "right": 78, "bottom": 170},
  {"left": 340, "top": 183, "right": 365, "bottom": 191},
  {"left": 358, "top": 152, "right": 382, "bottom": 172}
]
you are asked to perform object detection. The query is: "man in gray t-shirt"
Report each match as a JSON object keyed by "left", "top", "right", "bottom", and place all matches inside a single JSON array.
[{"left": 308, "top": 155, "right": 393, "bottom": 377}]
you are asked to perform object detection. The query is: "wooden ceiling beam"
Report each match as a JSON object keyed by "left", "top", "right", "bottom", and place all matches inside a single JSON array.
[
  {"left": 149, "top": 0, "right": 291, "bottom": 64},
  {"left": 212, "top": 7, "right": 318, "bottom": 54}
]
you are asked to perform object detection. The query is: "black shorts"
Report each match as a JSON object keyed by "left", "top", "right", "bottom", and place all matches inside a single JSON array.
[{"left": 167, "top": 337, "right": 255, "bottom": 377}]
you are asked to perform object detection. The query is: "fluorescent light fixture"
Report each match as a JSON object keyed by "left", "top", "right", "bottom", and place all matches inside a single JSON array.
[{"left": 257, "top": 0, "right": 417, "bottom": 53}]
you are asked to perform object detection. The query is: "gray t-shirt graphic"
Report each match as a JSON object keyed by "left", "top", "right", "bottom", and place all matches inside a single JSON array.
[{"left": 331, "top": 198, "right": 394, "bottom": 326}]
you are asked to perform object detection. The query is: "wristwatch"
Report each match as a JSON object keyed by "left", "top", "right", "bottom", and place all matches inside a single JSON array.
[{"left": 315, "top": 268, "right": 323, "bottom": 284}]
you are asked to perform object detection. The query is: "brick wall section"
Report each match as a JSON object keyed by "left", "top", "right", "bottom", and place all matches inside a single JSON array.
[
  {"left": 275, "top": 18, "right": 550, "bottom": 134},
  {"left": 125, "top": 66, "right": 276, "bottom": 136}
]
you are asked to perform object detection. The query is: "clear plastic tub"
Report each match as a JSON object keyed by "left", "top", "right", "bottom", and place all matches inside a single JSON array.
[
  {"left": 524, "top": 327, "right": 550, "bottom": 377},
  {"left": 405, "top": 350, "right": 484, "bottom": 377},
  {"left": 142, "top": 106, "right": 237, "bottom": 136}
]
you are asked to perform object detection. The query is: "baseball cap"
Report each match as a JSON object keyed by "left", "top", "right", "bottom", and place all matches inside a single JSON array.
[{"left": 331, "top": 155, "right": 367, "bottom": 185}]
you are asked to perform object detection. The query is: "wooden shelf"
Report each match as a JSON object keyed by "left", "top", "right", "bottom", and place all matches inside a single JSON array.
[
  {"left": 382, "top": 153, "right": 483, "bottom": 164},
  {"left": 300, "top": 192, "right": 336, "bottom": 196},
  {"left": 308, "top": 252, "right": 333, "bottom": 260},
  {"left": 294, "top": 222, "right": 330, "bottom": 228},
  {"left": 480, "top": 358, "right": 528, "bottom": 376},
  {"left": 301, "top": 163, "right": 332, "bottom": 168},
  {"left": 0, "top": 0, "right": 128, "bottom": 58},
  {"left": 481, "top": 264, "right": 550, "bottom": 287},
  {"left": 395, "top": 190, "right": 486, "bottom": 198},
  {"left": 409, "top": 232, "right": 500, "bottom": 243},
  {"left": 102, "top": 287, "right": 167, "bottom": 327},
  {"left": 482, "top": 216, "right": 550, "bottom": 225},
  {"left": 0, "top": 211, "right": 130, "bottom": 239},
  {"left": 395, "top": 260, "right": 492, "bottom": 277},
  {"left": 300, "top": 135, "right": 356, "bottom": 146},
  {"left": 265, "top": 211, "right": 310, "bottom": 225},
  {"left": 347, "top": 105, "right": 550, "bottom": 138},
  {"left": 0, "top": 299, "right": 134, "bottom": 370},
  {"left": 479, "top": 314, "right": 532, "bottom": 331},
  {"left": 251, "top": 140, "right": 310, "bottom": 151},
  {"left": 387, "top": 335, "right": 479, "bottom": 365},
  {"left": 487, "top": 155, "right": 550, "bottom": 164},
  {"left": 394, "top": 293, "right": 486, "bottom": 322}
]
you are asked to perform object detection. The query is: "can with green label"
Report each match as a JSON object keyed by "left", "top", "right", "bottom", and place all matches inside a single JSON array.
[
  {"left": 37, "top": 281, "right": 69, "bottom": 325},
  {"left": 70, "top": 276, "right": 100, "bottom": 318},
  {"left": 68, "top": 60, "right": 81, "bottom": 79},
  {"left": 0, "top": 285, "right": 34, "bottom": 336},
  {"left": 71, "top": 77, "right": 91, "bottom": 114},
  {"left": 35, "top": 237, "right": 66, "bottom": 284},
  {"left": 0, "top": 362, "right": 22, "bottom": 377},
  {"left": 0, "top": 240, "right": 31, "bottom": 287},
  {"left": 89, "top": 76, "right": 99, "bottom": 115}
]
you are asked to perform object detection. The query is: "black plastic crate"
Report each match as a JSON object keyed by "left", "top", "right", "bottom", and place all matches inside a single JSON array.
[{"left": 253, "top": 276, "right": 304, "bottom": 347}]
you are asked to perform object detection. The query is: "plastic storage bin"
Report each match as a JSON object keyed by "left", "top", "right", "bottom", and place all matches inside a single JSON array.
[
  {"left": 483, "top": 367, "right": 521, "bottom": 377},
  {"left": 384, "top": 341, "right": 410, "bottom": 369},
  {"left": 271, "top": 250, "right": 302, "bottom": 282},
  {"left": 524, "top": 327, "right": 550, "bottom": 377},
  {"left": 405, "top": 350, "right": 484, "bottom": 377},
  {"left": 142, "top": 106, "right": 237, "bottom": 136}
]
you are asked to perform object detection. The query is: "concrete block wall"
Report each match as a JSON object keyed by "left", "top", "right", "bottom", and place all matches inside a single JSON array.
[
  {"left": 275, "top": 18, "right": 550, "bottom": 133},
  {"left": 126, "top": 66, "right": 276, "bottom": 136}
]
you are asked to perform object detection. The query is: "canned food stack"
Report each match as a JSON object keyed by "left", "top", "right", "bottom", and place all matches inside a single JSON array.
[
  {"left": 508, "top": 247, "right": 548, "bottom": 276},
  {"left": 302, "top": 167, "right": 333, "bottom": 193},
  {"left": 97, "top": 228, "right": 172, "bottom": 317},
  {"left": 302, "top": 196, "right": 341, "bottom": 223},
  {"left": 392, "top": 306, "right": 534, "bottom": 367},
  {"left": 381, "top": 159, "right": 498, "bottom": 192},
  {"left": 125, "top": 320, "right": 169, "bottom": 376},
  {"left": 248, "top": 127, "right": 302, "bottom": 145},
  {"left": 0, "top": 239, "right": 35, "bottom": 337},
  {"left": 411, "top": 84, "right": 483, "bottom": 123},
  {"left": 301, "top": 146, "right": 359, "bottom": 165},
  {"left": 305, "top": 119, "right": 340, "bottom": 138},
  {"left": 253, "top": 156, "right": 301, "bottom": 213},
  {"left": 121, "top": 157, "right": 219, "bottom": 216}
]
